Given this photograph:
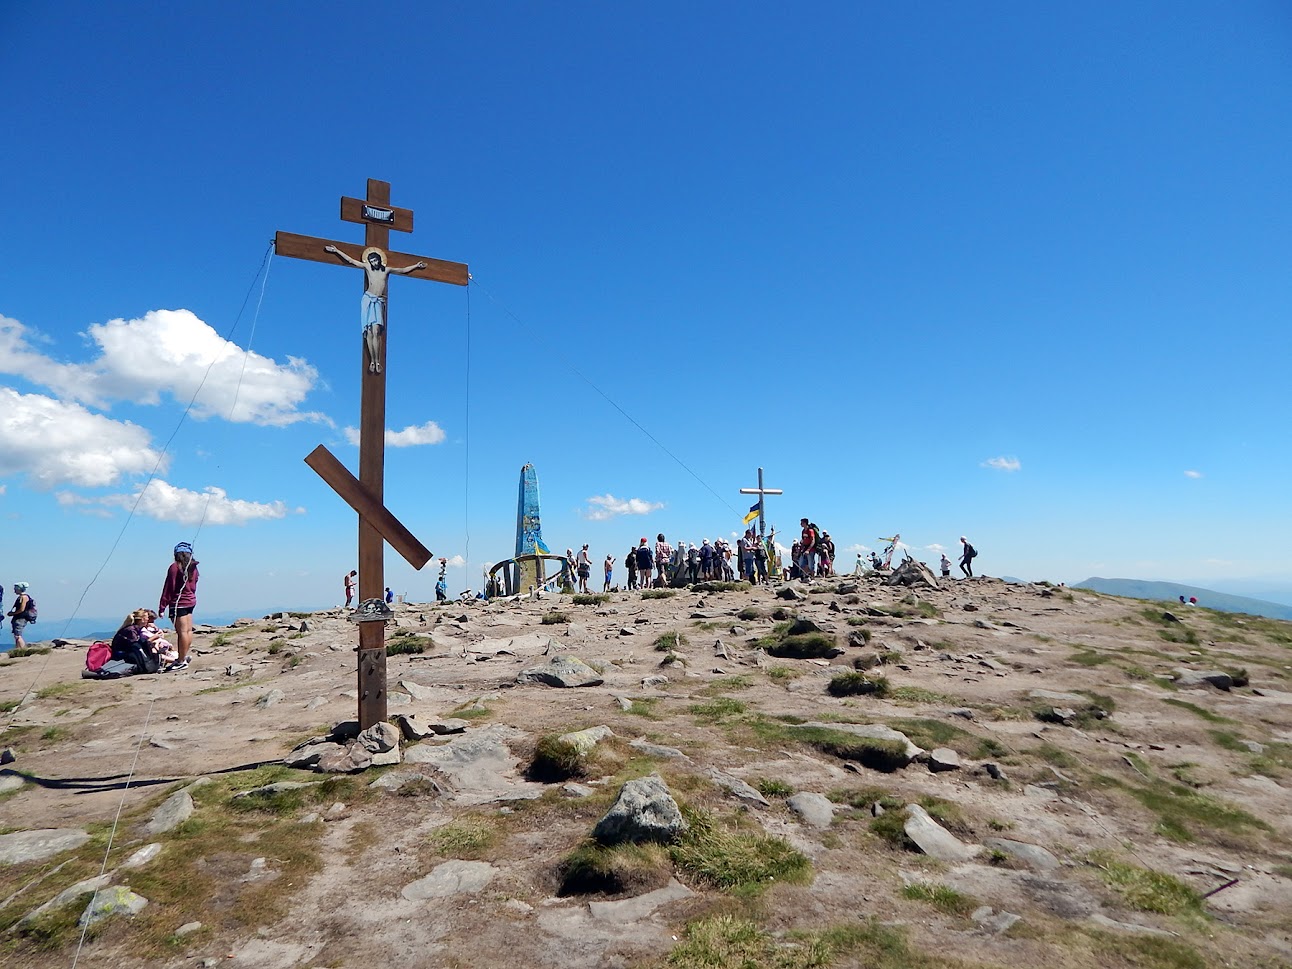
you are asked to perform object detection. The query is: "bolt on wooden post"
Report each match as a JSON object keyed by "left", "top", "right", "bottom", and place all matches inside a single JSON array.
[{"left": 275, "top": 178, "right": 468, "bottom": 728}]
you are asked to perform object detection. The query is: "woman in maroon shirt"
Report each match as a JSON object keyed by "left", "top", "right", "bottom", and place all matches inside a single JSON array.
[{"left": 158, "top": 541, "right": 199, "bottom": 671}]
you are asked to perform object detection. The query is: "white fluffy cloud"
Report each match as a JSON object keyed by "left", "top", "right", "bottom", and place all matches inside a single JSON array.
[
  {"left": 0, "top": 386, "right": 165, "bottom": 487},
  {"left": 57, "top": 479, "right": 293, "bottom": 526},
  {"left": 0, "top": 311, "right": 324, "bottom": 426},
  {"left": 343, "top": 420, "right": 447, "bottom": 447},
  {"left": 442, "top": 554, "right": 466, "bottom": 568},
  {"left": 982, "top": 456, "right": 1021, "bottom": 472},
  {"left": 845, "top": 543, "right": 873, "bottom": 554},
  {"left": 1184, "top": 470, "right": 1203, "bottom": 479},
  {"left": 925, "top": 543, "right": 947, "bottom": 553},
  {"left": 582, "top": 494, "right": 665, "bottom": 521}
]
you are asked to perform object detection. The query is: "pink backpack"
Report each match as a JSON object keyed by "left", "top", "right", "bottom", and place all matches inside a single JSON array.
[{"left": 85, "top": 641, "right": 112, "bottom": 673}]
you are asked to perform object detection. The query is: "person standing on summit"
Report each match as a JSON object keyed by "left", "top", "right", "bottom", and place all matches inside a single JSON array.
[
  {"left": 159, "top": 542, "right": 199, "bottom": 672},
  {"left": 958, "top": 536, "right": 977, "bottom": 579},
  {"left": 798, "top": 518, "right": 816, "bottom": 582}
]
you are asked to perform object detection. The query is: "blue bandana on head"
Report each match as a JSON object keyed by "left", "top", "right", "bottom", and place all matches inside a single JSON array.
[{"left": 174, "top": 542, "right": 193, "bottom": 556}]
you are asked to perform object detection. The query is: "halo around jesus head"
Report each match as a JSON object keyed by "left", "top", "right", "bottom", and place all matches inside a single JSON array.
[{"left": 361, "top": 246, "right": 387, "bottom": 267}]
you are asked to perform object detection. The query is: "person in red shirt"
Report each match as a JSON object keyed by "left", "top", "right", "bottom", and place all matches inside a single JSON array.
[
  {"left": 797, "top": 518, "right": 816, "bottom": 581},
  {"left": 159, "top": 541, "right": 200, "bottom": 672}
]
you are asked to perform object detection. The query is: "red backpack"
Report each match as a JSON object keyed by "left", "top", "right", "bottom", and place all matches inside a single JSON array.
[{"left": 85, "top": 641, "right": 112, "bottom": 673}]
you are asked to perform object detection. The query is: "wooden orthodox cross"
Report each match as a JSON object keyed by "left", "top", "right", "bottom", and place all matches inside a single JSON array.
[
  {"left": 739, "top": 467, "right": 783, "bottom": 542},
  {"left": 275, "top": 178, "right": 468, "bottom": 729}
]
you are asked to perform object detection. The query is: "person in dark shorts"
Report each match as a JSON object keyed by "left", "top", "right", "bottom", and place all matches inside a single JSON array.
[
  {"left": 958, "top": 536, "right": 977, "bottom": 578},
  {"left": 159, "top": 542, "right": 199, "bottom": 671}
]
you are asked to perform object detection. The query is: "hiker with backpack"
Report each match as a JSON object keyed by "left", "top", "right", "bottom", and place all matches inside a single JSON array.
[
  {"left": 7, "top": 583, "right": 35, "bottom": 652},
  {"left": 959, "top": 536, "right": 978, "bottom": 578},
  {"left": 158, "top": 541, "right": 199, "bottom": 672}
]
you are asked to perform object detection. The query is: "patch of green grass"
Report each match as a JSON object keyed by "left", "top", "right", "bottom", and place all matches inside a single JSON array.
[
  {"left": 766, "top": 666, "right": 799, "bottom": 683},
  {"left": 884, "top": 717, "right": 972, "bottom": 754},
  {"left": 540, "top": 611, "right": 570, "bottom": 625},
  {"left": 1070, "top": 649, "right": 1113, "bottom": 666},
  {"left": 692, "top": 581, "right": 747, "bottom": 594},
  {"left": 689, "top": 698, "right": 747, "bottom": 723},
  {"left": 427, "top": 815, "right": 499, "bottom": 859},
  {"left": 653, "top": 631, "right": 689, "bottom": 651},
  {"left": 8, "top": 647, "right": 51, "bottom": 657},
  {"left": 845, "top": 616, "right": 869, "bottom": 627},
  {"left": 559, "top": 839, "right": 673, "bottom": 896},
  {"left": 702, "top": 674, "right": 753, "bottom": 693},
  {"left": 785, "top": 725, "right": 911, "bottom": 772},
  {"left": 627, "top": 698, "right": 662, "bottom": 719},
  {"left": 572, "top": 593, "right": 610, "bottom": 606},
  {"left": 666, "top": 915, "right": 825, "bottom": 969},
  {"left": 641, "top": 589, "right": 676, "bottom": 600},
  {"left": 973, "top": 737, "right": 1009, "bottom": 759},
  {"left": 901, "top": 881, "right": 977, "bottom": 917},
  {"left": 210, "top": 632, "right": 233, "bottom": 647},
  {"left": 827, "top": 672, "right": 889, "bottom": 698},
  {"left": 0, "top": 699, "right": 19, "bottom": 714},
  {"left": 34, "top": 682, "right": 79, "bottom": 700},
  {"left": 1089, "top": 853, "right": 1202, "bottom": 915},
  {"left": 529, "top": 735, "right": 589, "bottom": 781},
  {"left": 1208, "top": 729, "right": 1249, "bottom": 752},
  {"left": 452, "top": 706, "right": 491, "bottom": 720},
  {"left": 39, "top": 727, "right": 68, "bottom": 743},
  {"left": 1162, "top": 702, "right": 1229, "bottom": 723},
  {"left": 1090, "top": 773, "right": 1272, "bottom": 844},
  {"left": 755, "top": 778, "right": 794, "bottom": 798},
  {"left": 385, "top": 636, "right": 425, "bottom": 656},
  {"left": 288, "top": 656, "right": 303, "bottom": 668},
  {"left": 736, "top": 607, "right": 763, "bottom": 621},
  {"left": 669, "top": 806, "right": 812, "bottom": 895},
  {"left": 875, "top": 600, "right": 941, "bottom": 619},
  {"left": 766, "top": 633, "right": 839, "bottom": 660},
  {"left": 266, "top": 641, "right": 283, "bottom": 654},
  {"left": 1033, "top": 742, "right": 1078, "bottom": 768}
]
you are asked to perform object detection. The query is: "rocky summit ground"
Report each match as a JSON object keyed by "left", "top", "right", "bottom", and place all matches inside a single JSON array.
[{"left": 1, "top": 574, "right": 1291, "bottom": 969}]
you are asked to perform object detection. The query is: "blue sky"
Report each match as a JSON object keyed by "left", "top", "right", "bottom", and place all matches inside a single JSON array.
[{"left": 2, "top": 2, "right": 1291, "bottom": 629}]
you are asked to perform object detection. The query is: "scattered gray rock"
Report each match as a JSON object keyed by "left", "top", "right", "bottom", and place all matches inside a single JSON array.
[
  {"left": 398, "top": 679, "right": 435, "bottom": 701},
  {"left": 787, "top": 792, "right": 835, "bottom": 829},
  {"left": 0, "top": 775, "right": 23, "bottom": 794},
  {"left": 1088, "top": 913, "right": 1175, "bottom": 937},
  {"left": 641, "top": 674, "right": 669, "bottom": 689},
  {"left": 19, "top": 875, "right": 111, "bottom": 925},
  {"left": 403, "top": 724, "right": 539, "bottom": 804},
  {"left": 776, "top": 585, "right": 804, "bottom": 600},
  {"left": 79, "top": 886, "right": 147, "bottom": 927},
  {"left": 558, "top": 725, "right": 615, "bottom": 756},
  {"left": 175, "top": 921, "right": 203, "bottom": 937},
  {"left": 628, "top": 738, "right": 691, "bottom": 761},
  {"left": 401, "top": 860, "right": 499, "bottom": 900},
  {"left": 143, "top": 791, "right": 194, "bottom": 836},
  {"left": 587, "top": 878, "right": 694, "bottom": 923},
  {"left": 903, "top": 804, "right": 980, "bottom": 862},
  {"left": 1028, "top": 689, "right": 1087, "bottom": 705},
  {"left": 972, "top": 906, "right": 1021, "bottom": 934},
  {"left": 983, "top": 838, "right": 1059, "bottom": 871},
  {"left": 256, "top": 689, "right": 285, "bottom": 709},
  {"left": 948, "top": 708, "right": 976, "bottom": 720},
  {"left": 706, "top": 769, "right": 769, "bottom": 807},
  {"left": 928, "top": 748, "right": 961, "bottom": 772},
  {"left": 304, "top": 697, "right": 327, "bottom": 710},
  {"left": 0, "top": 828, "right": 91, "bottom": 865},
  {"left": 318, "top": 745, "right": 372, "bottom": 773},
  {"left": 563, "top": 782, "right": 596, "bottom": 798},
  {"left": 356, "top": 722, "right": 401, "bottom": 754},
  {"left": 593, "top": 775, "right": 687, "bottom": 845},
  {"left": 121, "top": 843, "right": 163, "bottom": 869},
  {"left": 370, "top": 771, "right": 445, "bottom": 795},
  {"left": 516, "top": 656, "right": 604, "bottom": 688},
  {"left": 1172, "top": 669, "right": 1233, "bottom": 691}
]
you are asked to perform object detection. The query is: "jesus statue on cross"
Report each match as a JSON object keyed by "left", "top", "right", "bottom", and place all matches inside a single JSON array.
[{"left": 324, "top": 244, "right": 427, "bottom": 372}]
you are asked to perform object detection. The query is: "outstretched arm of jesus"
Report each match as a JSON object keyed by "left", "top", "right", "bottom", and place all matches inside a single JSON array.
[
  {"left": 324, "top": 245, "right": 365, "bottom": 268},
  {"left": 389, "top": 260, "right": 428, "bottom": 276}
]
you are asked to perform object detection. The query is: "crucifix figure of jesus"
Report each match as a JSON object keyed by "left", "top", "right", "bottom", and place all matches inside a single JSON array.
[
  {"left": 276, "top": 178, "right": 468, "bottom": 729},
  {"left": 323, "top": 245, "right": 427, "bottom": 372}
]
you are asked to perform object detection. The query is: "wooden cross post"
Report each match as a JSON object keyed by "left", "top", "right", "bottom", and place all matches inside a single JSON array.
[{"left": 275, "top": 178, "right": 468, "bottom": 729}]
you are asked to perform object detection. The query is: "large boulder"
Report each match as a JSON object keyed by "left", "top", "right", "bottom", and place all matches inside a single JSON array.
[
  {"left": 593, "top": 775, "right": 687, "bottom": 845},
  {"left": 0, "top": 829, "right": 91, "bottom": 865},
  {"left": 903, "top": 804, "right": 980, "bottom": 862},
  {"left": 143, "top": 791, "right": 193, "bottom": 836},
  {"left": 516, "top": 656, "right": 604, "bottom": 688}
]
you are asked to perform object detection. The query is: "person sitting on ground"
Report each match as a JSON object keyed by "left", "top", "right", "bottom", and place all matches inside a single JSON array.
[
  {"left": 111, "top": 611, "right": 161, "bottom": 674},
  {"left": 138, "top": 608, "right": 178, "bottom": 666}
]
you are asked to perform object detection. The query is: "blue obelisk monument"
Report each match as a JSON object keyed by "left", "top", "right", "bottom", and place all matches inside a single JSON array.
[{"left": 516, "top": 464, "right": 549, "bottom": 590}]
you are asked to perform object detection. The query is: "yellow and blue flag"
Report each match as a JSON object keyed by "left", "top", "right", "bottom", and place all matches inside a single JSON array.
[{"left": 742, "top": 501, "right": 760, "bottom": 524}]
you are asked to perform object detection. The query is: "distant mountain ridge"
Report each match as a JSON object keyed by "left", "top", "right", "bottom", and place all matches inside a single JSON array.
[{"left": 1074, "top": 577, "right": 1292, "bottom": 621}]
